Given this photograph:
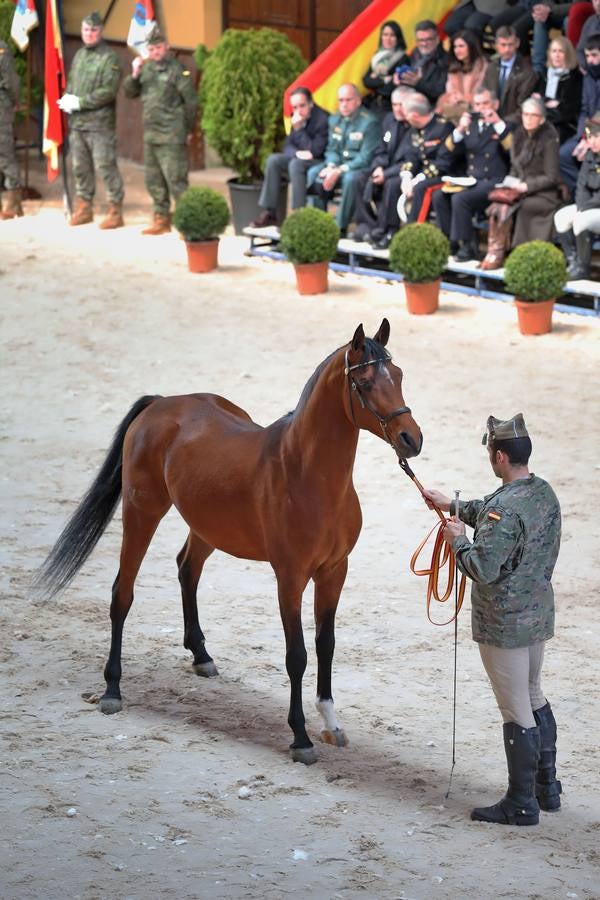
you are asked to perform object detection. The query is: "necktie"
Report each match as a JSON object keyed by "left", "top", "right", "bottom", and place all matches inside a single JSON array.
[{"left": 499, "top": 64, "right": 509, "bottom": 98}]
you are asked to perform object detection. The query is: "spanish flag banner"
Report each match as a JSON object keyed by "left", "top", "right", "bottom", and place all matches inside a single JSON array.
[
  {"left": 284, "top": 0, "right": 455, "bottom": 116},
  {"left": 43, "top": 0, "right": 66, "bottom": 180}
]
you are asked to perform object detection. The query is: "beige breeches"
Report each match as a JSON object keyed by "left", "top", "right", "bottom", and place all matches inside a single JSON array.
[{"left": 478, "top": 642, "right": 546, "bottom": 728}]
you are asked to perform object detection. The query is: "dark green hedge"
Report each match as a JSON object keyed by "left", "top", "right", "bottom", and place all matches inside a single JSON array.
[
  {"left": 279, "top": 207, "right": 340, "bottom": 264},
  {"left": 173, "top": 187, "right": 230, "bottom": 242},
  {"left": 504, "top": 240, "right": 567, "bottom": 301}
]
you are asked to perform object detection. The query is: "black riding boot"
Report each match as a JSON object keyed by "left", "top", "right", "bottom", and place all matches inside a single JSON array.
[
  {"left": 471, "top": 723, "right": 540, "bottom": 826},
  {"left": 533, "top": 701, "right": 562, "bottom": 811},
  {"left": 558, "top": 230, "right": 577, "bottom": 270},
  {"left": 567, "top": 230, "right": 592, "bottom": 279}
]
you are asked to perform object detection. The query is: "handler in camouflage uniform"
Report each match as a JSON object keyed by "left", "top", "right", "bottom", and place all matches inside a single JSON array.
[
  {"left": 0, "top": 38, "right": 23, "bottom": 219},
  {"left": 123, "top": 26, "right": 197, "bottom": 235},
  {"left": 59, "top": 11, "right": 124, "bottom": 228},
  {"left": 423, "top": 413, "right": 562, "bottom": 827}
]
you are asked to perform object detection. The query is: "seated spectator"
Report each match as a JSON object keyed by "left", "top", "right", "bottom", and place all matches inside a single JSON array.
[
  {"left": 444, "top": 1, "right": 513, "bottom": 38},
  {"left": 436, "top": 30, "right": 488, "bottom": 123},
  {"left": 362, "top": 21, "right": 409, "bottom": 118},
  {"left": 432, "top": 87, "right": 512, "bottom": 261},
  {"left": 576, "top": 0, "right": 600, "bottom": 69},
  {"left": 540, "top": 36, "right": 582, "bottom": 144},
  {"left": 482, "top": 26, "right": 540, "bottom": 122},
  {"left": 395, "top": 92, "right": 454, "bottom": 235},
  {"left": 555, "top": 111, "right": 600, "bottom": 277},
  {"left": 306, "top": 83, "right": 380, "bottom": 234},
  {"left": 490, "top": 1, "right": 540, "bottom": 57},
  {"left": 481, "top": 96, "right": 561, "bottom": 269},
  {"left": 559, "top": 33, "right": 600, "bottom": 195},
  {"left": 350, "top": 87, "right": 413, "bottom": 244},
  {"left": 531, "top": 2, "right": 577, "bottom": 75},
  {"left": 250, "top": 87, "right": 329, "bottom": 228},
  {"left": 393, "top": 20, "right": 449, "bottom": 106}
]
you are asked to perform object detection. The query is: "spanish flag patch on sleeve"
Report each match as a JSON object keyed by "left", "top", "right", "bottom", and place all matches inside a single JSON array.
[{"left": 488, "top": 510, "right": 502, "bottom": 521}]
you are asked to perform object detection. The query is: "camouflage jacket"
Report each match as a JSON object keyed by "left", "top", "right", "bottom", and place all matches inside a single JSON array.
[
  {"left": 0, "top": 40, "right": 20, "bottom": 120},
  {"left": 123, "top": 55, "right": 197, "bottom": 144},
  {"left": 67, "top": 41, "right": 122, "bottom": 132},
  {"left": 451, "top": 475, "right": 561, "bottom": 648}
]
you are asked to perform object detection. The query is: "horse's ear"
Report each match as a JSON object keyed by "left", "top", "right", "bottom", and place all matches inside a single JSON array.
[
  {"left": 351, "top": 323, "right": 365, "bottom": 351},
  {"left": 373, "top": 318, "right": 390, "bottom": 347}
]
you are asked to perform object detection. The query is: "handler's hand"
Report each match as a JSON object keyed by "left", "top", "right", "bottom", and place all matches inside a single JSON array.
[
  {"left": 422, "top": 488, "right": 451, "bottom": 512},
  {"left": 443, "top": 520, "right": 465, "bottom": 542}
]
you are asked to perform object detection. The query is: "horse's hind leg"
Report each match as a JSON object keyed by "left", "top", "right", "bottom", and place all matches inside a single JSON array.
[
  {"left": 176, "top": 532, "right": 217, "bottom": 677},
  {"left": 99, "top": 501, "right": 166, "bottom": 714},
  {"left": 313, "top": 558, "right": 349, "bottom": 748}
]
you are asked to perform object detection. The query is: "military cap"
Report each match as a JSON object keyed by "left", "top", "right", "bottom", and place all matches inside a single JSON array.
[
  {"left": 147, "top": 25, "right": 166, "bottom": 45},
  {"left": 482, "top": 413, "right": 529, "bottom": 445},
  {"left": 82, "top": 11, "right": 103, "bottom": 27}
]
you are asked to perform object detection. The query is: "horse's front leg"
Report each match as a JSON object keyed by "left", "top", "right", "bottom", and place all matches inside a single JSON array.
[
  {"left": 276, "top": 572, "right": 316, "bottom": 765},
  {"left": 314, "top": 558, "right": 349, "bottom": 748}
]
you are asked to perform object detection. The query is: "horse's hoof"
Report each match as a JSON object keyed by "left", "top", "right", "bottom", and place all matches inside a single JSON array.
[
  {"left": 98, "top": 696, "right": 122, "bottom": 715},
  {"left": 290, "top": 745, "right": 318, "bottom": 765},
  {"left": 192, "top": 660, "right": 219, "bottom": 677},
  {"left": 320, "top": 727, "right": 349, "bottom": 748}
]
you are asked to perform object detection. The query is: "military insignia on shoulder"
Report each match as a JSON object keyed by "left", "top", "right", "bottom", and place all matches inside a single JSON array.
[
  {"left": 349, "top": 131, "right": 364, "bottom": 140},
  {"left": 488, "top": 510, "right": 502, "bottom": 521},
  {"left": 384, "top": 130, "right": 391, "bottom": 142},
  {"left": 182, "top": 70, "right": 190, "bottom": 76}
]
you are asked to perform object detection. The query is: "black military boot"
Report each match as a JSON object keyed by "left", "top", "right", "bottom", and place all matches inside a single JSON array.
[
  {"left": 471, "top": 723, "right": 540, "bottom": 826},
  {"left": 567, "top": 230, "right": 592, "bottom": 279},
  {"left": 455, "top": 238, "right": 480, "bottom": 262},
  {"left": 533, "top": 702, "right": 562, "bottom": 811},
  {"left": 558, "top": 230, "right": 577, "bottom": 270}
]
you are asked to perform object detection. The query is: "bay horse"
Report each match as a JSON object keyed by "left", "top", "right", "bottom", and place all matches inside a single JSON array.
[{"left": 35, "top": 319, "right": 422, "bottom": 764}]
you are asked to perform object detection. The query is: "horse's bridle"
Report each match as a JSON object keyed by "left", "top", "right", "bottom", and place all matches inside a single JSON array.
[{"left": 344, "top": 349, "right": 411, "bottom": 446}]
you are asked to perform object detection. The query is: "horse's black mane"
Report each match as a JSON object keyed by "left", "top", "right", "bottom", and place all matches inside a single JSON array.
[{"left": 293, "top": 337, "right": 388, "bottom": 415}]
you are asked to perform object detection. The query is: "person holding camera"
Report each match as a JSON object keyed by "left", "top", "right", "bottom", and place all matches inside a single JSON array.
[
  {"left": 361, "top": 21, "right": 409, "bottom": 119},
  {"left": 393, "top": 20, "right": 449, "bottom": 106}
]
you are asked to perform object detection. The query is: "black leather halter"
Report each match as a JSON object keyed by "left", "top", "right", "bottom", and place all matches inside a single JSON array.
[{"left": 344, "top": 349, "right": 411, "bottom": 445}]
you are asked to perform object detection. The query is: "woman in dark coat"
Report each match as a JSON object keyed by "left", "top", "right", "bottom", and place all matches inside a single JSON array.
[
  {"left": 481, "top": 97, "right": 561, "bottom": 269},
  {"left": 362, "top": 21, "right": 409, "bottom": 118},
  {"left": 540, "top": 36, "right": 582, "bottom": 144}
]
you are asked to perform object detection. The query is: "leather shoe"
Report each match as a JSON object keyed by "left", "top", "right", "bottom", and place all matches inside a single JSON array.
[
  {"left": 373, "top": 231, "right": 394, "bottom": 250},
  {"left": 249, "top": 210, "right": 277, "bottom": 228},
  {"left": 454, "top": 240, "right": 480, "bottom": 262}
]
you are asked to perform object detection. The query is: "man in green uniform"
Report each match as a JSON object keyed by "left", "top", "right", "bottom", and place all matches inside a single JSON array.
[
  {"left": 59, "top": 11, "right": 124, "bottom": 228},
  {"left": 423, "top": 414, "right": 562, "bottom": 826},
  {"left": 0, "top": 37, "right": 23, "bottom": 219},
  {"left": 306, "top": 83, "right": 380, "bottom": 235},
  {"left": 123, "top": 26, "right": 197, "bottom": 235}
]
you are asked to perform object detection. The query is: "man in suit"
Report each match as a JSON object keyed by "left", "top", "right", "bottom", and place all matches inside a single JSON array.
[
  {"left": 482, "top": 26, "right": 539, "bottom": 121},
  {"left": 306, "top": 83, "right": 380, "bottom": 234},
  {"left": 432, "top": 87, "right": 513, "bottom": 261},
  {"left": 350, "top": 86, "right": 412, "bottom": 244},
  {"left": 250, "top": 86, "right": 329, "bottom": 227}
]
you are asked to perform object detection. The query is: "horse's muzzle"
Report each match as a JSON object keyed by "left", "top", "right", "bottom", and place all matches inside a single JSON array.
[{"left": 394, "top": 430, "right": 423, "bottom": 459}]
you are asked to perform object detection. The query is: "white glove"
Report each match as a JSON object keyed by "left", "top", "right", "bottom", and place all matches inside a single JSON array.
[
  {"left": 57, "top": 93, "right": 81, "bottom": 114},
  {"left": 400, "top": 172, "right": 412, "bottom": 197}
]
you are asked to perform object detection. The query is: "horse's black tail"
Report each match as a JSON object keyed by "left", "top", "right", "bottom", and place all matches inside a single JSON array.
[{"left": 33, "top": 395, "right": 161, "bottom": 599}]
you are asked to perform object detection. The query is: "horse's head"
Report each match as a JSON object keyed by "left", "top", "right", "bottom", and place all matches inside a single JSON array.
[{"left": 343, "top": 319, "right": 423, "bottom": 459}]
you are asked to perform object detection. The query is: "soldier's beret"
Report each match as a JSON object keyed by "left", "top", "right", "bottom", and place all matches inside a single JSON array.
[
  {"left": 147, "top": 25, "right": 166, "bottom": 45},
  {"left": 82, "top": 11, "right": 103, "bottom": 27},
  {"left": 482, "top": 413, "right": 529, "bottom": 445}
]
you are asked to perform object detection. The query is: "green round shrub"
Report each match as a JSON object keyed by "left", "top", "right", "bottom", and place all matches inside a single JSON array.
[
  {"left": 173, "top": 187, "right": 230, "bottom": 242},
  {"left": 388, "top": 223, "right": 450, "bottom": 283},
  {"left": 200, "top": 28, "right": 306, "bottom": 184},
  {"left": 279, "top": 207, "right": 340, "bottom": 264},
  {"left": 504, "top": 240, "right": 567, "bottom": 302}
]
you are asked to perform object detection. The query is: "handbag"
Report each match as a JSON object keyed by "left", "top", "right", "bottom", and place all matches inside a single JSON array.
[{"left": 488, "top": 186, "right": 522, "bottom": 205}]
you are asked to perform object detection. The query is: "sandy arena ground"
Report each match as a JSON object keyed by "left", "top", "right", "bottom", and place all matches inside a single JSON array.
[{"left": 1, "top": 160, "right": 600, "bottom": 900}]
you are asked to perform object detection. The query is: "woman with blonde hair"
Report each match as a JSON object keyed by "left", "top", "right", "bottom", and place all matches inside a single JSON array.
[{"left": 540, "top": 35, "right": 582, "bottom": 144}]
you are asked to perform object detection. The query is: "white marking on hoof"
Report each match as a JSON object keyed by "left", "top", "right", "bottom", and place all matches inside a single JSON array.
[
  {"left": 98, "top": 697, "right": 122, "bottom": 715},
  {"left": 290, "top": 746, "right": 318, "bottom": 765},
  {"left": 193, "top": 661, "right": 219, "bottom": 677},
  {"left": 320, "top": 727, "right": 349, "bottom": 748}
]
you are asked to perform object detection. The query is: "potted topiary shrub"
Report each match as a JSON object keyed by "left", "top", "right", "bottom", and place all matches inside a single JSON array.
[
  {"left": 503, "top": 240, "right": 567, "bottom": 335},
  {"left": 173, "top": 186, "right": 231, "bottom": 273},
  {"left": 279, "top": 207, "right": 340, "bottom": 294},
  {"left": 388, "top": 223, "right": 450, "bottom": 314},
  {"left": 198, "top": 28, "right": 306, "bottom": 234}
]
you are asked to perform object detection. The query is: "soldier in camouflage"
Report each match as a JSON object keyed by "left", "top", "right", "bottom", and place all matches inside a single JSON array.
[
  {"left": 123, "top": 26, "right": 197, "bottom": 235},
  {"left": 59, "top": 12, "right": 124, "bottom": 228},
  {"left": 0, "top": 38, "right": 23, "bottom": 219},
  {"left": 423, "top": 413, "right": 562, "bottom": 826}
]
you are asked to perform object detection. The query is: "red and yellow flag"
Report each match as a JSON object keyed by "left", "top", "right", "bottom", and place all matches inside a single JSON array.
[
  {"left": 43, "top": 0, "right": 66, "bottom": 181},
  {"left": 284, "top": 0, "right": 455, "bottom": 116}
]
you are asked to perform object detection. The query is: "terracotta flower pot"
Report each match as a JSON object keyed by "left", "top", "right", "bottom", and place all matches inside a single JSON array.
[
  {"left": 185, "top": 239, "right": 219, "bottom": 273},
  {"left": 293, "top": 261, "right": 329, "bottom": 295},
  {"left": 515, "top": 298, "right": 554, "bottom": 335},
  {"left": 404, "top": 279, "right": 440, "bottom": 315}
]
